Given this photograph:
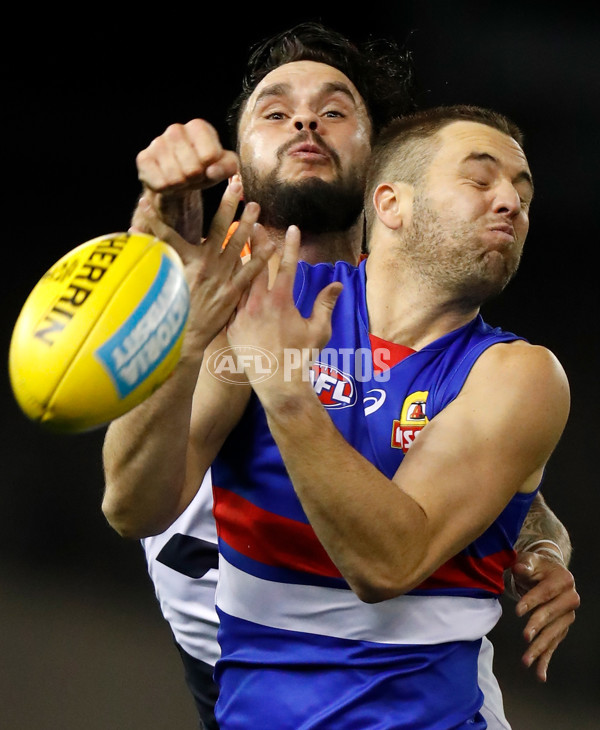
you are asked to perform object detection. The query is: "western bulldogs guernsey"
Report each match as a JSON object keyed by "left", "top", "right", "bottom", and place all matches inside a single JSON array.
[{"left": 211, "top": 259, "right": 537, "bottom": 729}]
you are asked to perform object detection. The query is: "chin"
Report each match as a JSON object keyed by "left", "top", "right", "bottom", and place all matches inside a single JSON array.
[{"left": 286, "top": 170, "right": 335, "bottom": 183}]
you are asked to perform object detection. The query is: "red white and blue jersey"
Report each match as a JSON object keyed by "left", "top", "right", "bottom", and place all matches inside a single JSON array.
[{"left": 211, "top": 259, "right": 537, "bottom": 728}]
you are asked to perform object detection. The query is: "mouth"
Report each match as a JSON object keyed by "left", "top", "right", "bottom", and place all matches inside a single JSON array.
[
  {"left": 486, "top": 223, "right": 515, "bottom": 246},
  {"left": 287, "top": 142, "right": 330, "bottom": 161}
]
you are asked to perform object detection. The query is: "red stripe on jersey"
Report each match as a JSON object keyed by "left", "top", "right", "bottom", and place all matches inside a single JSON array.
[
  {"left": 417, "top": 549, "right": 515, "bottom": 594},
  {"left": 214, "top": 485, "right": 514, "bottom": 592},
  {"left": 213, "top": 485, "right": 342, "bottom": 578}
]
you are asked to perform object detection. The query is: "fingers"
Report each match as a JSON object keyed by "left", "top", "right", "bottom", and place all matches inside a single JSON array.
[
  {"left": 309, "top": 282, "right": 343, "bottom": 348},
  {"left": 521, "top": 617, "right": 571, "bottom": 681},
  {"left": 204, "top": 150, "right": 240, "bottom": 186},
  {"left": 515, "top": 566, "right": 578, "bottom": 680},
  {"left": 533, "top": 646, "right": 555, "bottom": 683},
  {"left": 204, "top": 177, "right": 245, "bottom": 251},
  {"left": 220, "top": 201, "right": 261, "bottom": 260},
  {"left": 519, "top": 583, "right": 578, "bottom": 639},
  {"left": 514, "top": 559, "right": 578, "bottom": 617},
  {"left": 130, "top": 204, "right": 150, "bottom": 235},
  {"left": 232, "top": 224, "right": 274, "bottom": 296},
  {"left": 133, "top": 197, "right": 196, "bottom": 265},
  {"left": 277, "top": 225, "right": 302, "bottom": 280},
  {"left": 511, "top": 553, "right": 579, "bottom": 681},
  {"left": 137, "top": 119, "right": 239, "bottom": 193},
  {"left": 129, "top": 189, "right": 163, "bottom": 234},
  {"left": 185, "top": 119, "right": 238, "bottom": 184},
  {"left": 521, "top": 594, "right": 577, "bottom": 642}
]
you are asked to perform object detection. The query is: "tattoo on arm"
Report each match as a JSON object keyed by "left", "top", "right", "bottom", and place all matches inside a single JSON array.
[{"left": 514, "top": 492, "right": 572, "bottom": 565}]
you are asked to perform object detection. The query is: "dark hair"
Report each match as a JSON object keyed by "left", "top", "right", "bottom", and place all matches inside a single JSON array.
[
  {"left": 225, "top": 22, "right": 416, "bottom": 148},
  {"left": 364, "top": 104, "right": 527, "bottom": 237}
]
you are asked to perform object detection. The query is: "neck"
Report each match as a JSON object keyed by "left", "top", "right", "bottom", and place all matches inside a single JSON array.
[
  {"left": 264, "top": 217, "right": 364, "bottom": 266},
  {"left": 365, "top": 246, "right": 480, "bottom": 350}
]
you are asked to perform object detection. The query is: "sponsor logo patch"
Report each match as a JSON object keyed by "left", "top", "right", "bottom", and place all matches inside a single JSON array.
[{"left": 391, "top": 390, "right": 429, "bottom": 452}]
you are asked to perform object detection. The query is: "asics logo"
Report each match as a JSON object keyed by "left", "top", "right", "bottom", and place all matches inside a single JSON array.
[{"left": 363, "top": 389, "right": 387, "bottom": 415}]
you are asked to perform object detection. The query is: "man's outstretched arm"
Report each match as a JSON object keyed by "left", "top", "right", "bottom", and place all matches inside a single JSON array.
[{"left": 102, "top": 189, "right": 268, "bottom": 538}]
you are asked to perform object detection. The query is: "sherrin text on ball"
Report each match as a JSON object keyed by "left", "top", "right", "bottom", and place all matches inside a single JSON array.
[{"left": 9, "top": 232, "right": 190, "bottom": 432}]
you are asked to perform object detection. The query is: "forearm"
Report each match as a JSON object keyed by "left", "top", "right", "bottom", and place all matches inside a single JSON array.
[
  {"left": 514, "top": 492, "right": 572, "bottom": 565},
  {"left": 156, "top": 189, "right": 205, "bottom": 245},
  {"left": 102, "top": 353, "right": 203, "bottom": 539},
  {"left": 105, "top": 180, "right": 269, "bottom": 538},
  {"left": 132, "top": 189, "right": 205, "bottom": 246},
  {"left": 261, "top": 388, "right": 429, "bottom": 602}
]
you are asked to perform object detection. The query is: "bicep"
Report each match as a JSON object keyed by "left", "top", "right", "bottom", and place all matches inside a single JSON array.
[{"left": 392, "top": 342, "right": 570, "bottom": 571}]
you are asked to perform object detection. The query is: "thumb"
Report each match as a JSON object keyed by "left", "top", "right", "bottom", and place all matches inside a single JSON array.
[
  {"left": 314, "top": 281, "right": 343, "bottom": 315},
  {"left": 512, "top": 555, "right": 536, "bottom": 578},
  {"left": 309, "top": 282, "right": 343, "bottom": 343},
  {"left": 129, "top": 194, "right": 154, "bottom": 235}
]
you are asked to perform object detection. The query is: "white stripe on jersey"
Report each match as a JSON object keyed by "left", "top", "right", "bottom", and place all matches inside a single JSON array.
[{"left": 216, "top": 555, "right": 502, "bottom": 645}]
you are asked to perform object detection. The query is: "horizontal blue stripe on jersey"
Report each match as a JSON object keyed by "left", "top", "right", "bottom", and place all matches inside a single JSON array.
[{"left": 214, "top": 608, "right": 487, "bottom": 729}]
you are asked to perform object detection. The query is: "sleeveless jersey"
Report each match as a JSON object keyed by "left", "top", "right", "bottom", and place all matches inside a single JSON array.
[
  {"left": 211, "top": 259, "right": 537, "bottom": 729},
  {"left": 141, "top": 471, "right": 220, "bottom": 665}
]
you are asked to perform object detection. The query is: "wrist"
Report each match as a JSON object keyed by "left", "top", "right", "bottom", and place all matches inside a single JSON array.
[
  {"left": 256, "top": 371, "right": 322, "bottom": 423},
  {"left": 519, "top": 538, "right": 565, "bottom": 565},
  {"left": 258, "top": 379, "right": 316, "bottom": 417}
]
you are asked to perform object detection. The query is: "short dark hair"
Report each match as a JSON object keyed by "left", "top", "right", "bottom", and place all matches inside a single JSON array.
[
  {"left": 225, "top": 22, "right": 416, "bottom": 148},
  {"left": 365, "top": 104, "right": 527, "bottom": 237}
]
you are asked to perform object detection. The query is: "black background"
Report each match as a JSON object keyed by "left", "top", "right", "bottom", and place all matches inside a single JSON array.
[{"left": 2, "top": 5, "right": 598, "bottom": 728}]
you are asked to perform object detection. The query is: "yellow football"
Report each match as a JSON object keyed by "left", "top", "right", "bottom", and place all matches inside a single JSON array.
[{"left": 9, "top": 231, "right": 189, "bottom": 433}]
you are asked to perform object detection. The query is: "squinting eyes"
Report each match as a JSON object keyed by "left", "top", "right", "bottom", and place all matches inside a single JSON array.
[{"left": 469, "top": 178, "right": 532, "bottom": 210}]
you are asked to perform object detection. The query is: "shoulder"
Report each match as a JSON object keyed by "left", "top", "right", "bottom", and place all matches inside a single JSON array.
[
  {"left": 474, "top": 340, "right": 568, "bottom": 392},
  {"left": 464, "top": 340, "right": 570, "bottom": 438},
  {"left": 431, "top": 339, "right": 570, "bottom": 490}
]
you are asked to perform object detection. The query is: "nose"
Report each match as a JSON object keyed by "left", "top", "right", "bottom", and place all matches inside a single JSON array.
[
  {"left": 493, "top": 180, "right": 522, "bottom": 218},
  {"left": 295, "top": 120, "right": 318, "bottom": 131},
  {"left": 292, "top": 110, "right": 319, "bottom": 132}
]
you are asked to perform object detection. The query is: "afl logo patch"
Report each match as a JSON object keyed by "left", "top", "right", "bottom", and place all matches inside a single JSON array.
[{"left": 310, "top": 362, "right": 357, "bottom": 409}]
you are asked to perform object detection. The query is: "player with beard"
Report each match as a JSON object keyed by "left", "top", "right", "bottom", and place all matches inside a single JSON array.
[
  {"left": 239, "top": 131, "right": 365, "bottom": 235},
  {"left": 102, "top": 23, "right": 578, "bottom": 730}
]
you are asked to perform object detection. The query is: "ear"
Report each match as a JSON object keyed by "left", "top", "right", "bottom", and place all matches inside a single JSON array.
[{"left": 372, "top": 182, "right": 413, "bottom": 230}]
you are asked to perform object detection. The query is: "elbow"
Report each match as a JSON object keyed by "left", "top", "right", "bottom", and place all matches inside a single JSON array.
[
  {"left": 347, "top": 545, "right": 432, "bottom": 603},
  {"left": 354, "top": 586, "right": 400, "bottom": 604},
  {"left": 349, "top": 567, "right": 422, "bottom": 604},
  {"left": 101, "top": 485, "right": 171, "bottom": 540},
  {"left": 101, "top": 493, "right": 145, "bottom": 539}
]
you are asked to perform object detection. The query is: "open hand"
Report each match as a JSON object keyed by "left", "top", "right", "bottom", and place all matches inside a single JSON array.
[
  {"left": 226, "top": 225, "right": 343, "bottom": 399},
  {"left": 138, "top": 180, "right": 275, "bottom": 357},
  {"left": 511, "top": 551, "right": 579, "bottom": 682}
]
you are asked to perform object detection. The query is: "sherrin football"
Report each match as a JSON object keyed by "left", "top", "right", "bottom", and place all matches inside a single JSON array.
[{"left": 9, "top": 231, "right": 189, "bottom": 433}]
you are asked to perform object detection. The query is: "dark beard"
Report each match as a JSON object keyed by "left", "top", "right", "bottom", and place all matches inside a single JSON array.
[{"left": 241, "top": 166, "right": 365, "bottom": 234}]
